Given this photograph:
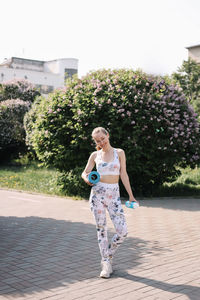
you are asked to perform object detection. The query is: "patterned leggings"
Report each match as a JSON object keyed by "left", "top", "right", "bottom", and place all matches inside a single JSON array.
[{"left": 89, "top": 182, "right": 128, "bottom": 262}]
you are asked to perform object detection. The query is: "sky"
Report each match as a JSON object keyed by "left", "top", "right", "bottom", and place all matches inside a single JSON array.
[{"left": 0, "top": 0, "right": 200, "bottom": 78}]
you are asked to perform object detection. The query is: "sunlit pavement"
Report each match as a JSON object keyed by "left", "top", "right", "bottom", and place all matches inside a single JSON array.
[{"left": 0, "top": 189, "right": 200, "bottom": 300}]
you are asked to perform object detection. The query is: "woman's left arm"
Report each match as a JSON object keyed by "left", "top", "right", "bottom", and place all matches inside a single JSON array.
[{"left": 119, "top": 149, "right": 138, "bottom": 203}]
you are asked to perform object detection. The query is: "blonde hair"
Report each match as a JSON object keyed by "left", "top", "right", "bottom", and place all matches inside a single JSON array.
[{"left": 92, "top": 127, "right": 109, "bottom": 150}]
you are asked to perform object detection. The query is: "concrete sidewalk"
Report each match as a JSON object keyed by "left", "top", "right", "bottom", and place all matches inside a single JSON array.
[{"left": 0, "top": 189, "right": 200, "bottom": 300}]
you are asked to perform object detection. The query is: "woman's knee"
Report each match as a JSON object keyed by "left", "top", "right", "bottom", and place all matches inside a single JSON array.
[{"left": 117, "top": 225, "right": 128, "bottom": 239}]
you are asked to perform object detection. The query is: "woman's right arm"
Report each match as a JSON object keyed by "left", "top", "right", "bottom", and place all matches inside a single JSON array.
[{"left": 81, "top": 152, "right": 96, "bottom": 186}]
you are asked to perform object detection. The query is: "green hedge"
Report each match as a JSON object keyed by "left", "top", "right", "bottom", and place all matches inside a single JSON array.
[
  {"left": 0, "top": 79, "right": 41, "bottom": 161},
  {"left": 25, "top": 69, "right": 200, "bottom": 195},
  {"left": 0, "top": 99, "right": 31, "bottom": 160}
]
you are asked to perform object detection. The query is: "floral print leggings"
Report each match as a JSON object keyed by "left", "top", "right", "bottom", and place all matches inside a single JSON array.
[{"left": 89, "top": 182, "right": 128, "bottom": 262}]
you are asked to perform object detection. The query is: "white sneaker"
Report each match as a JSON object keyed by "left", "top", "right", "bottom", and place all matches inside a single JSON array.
[{"left": 100, "top": 261, "right": 113, "bottom": 278}]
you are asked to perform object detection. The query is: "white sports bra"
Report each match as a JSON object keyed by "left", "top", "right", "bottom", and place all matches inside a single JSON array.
[{"left": 95, "top": 148, "right": 120, "bottom": 176}]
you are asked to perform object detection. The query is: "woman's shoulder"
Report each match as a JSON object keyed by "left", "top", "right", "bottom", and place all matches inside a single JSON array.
[
  {"left": 115, "top": 148, "right": 125, "bottom": 154},
  {"left": 115, "top": 148, "right": 125, "bottom": 158},
  {"left": 90, "top": 151, "right": 98, "bottom": 160}
]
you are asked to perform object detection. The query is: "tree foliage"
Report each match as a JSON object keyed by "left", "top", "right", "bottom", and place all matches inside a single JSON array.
[{"left": 172, "top": 58, "right": 200, "bottom": 115}]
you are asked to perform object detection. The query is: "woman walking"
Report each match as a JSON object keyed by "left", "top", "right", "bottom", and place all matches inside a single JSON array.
[{"left": 82, "top": 127, "right": 138, "bottom": 278}]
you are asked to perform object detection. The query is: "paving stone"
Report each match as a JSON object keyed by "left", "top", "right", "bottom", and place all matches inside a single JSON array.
[{"left": 0, "top": 190, "right": 200, "bottom": 300}]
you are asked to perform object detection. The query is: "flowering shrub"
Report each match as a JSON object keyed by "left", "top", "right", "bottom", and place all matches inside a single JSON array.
[
  {"left": 25, "top": 69, "right": 200, "bottom": 194},
  {"left": 0, "top": 99, "right": 31, "bottom": 160},
  {"left": 24, "top": 90, "right": 75, "bottom": 170},
  {"left": 0, "top": 79, "right": 40, "bottom": 103}
]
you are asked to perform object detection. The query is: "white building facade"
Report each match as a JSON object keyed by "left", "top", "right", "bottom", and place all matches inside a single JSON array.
[
  {"left": 0, "top": 57, "right": 78, "bottom": 94},
  {"left": 186, "top": 44, "right": 200, "bottom": 64}
]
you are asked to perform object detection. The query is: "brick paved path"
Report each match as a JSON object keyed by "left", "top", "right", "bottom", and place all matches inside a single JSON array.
[{"left": 0, "top": 189, "right": 200, "bottom": 300}]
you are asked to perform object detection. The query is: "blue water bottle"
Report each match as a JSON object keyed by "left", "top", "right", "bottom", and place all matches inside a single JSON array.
[
  {"left": 88, "top": 171, "right": 100, "bottom": 184},
  {"left": 125, "top": 201, "right": 139, "bottom": 209}
]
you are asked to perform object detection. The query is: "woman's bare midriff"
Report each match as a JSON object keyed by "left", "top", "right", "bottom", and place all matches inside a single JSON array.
[{"left": 100, "top": 175, "right": 119, "bottom": 184}]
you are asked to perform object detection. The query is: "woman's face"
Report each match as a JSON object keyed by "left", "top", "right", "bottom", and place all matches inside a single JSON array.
[{"left": 93, "top": 132, "right": 109, "bottom": 149}]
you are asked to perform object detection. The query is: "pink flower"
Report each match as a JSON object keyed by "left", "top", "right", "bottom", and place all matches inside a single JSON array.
[{"left": 113, "top": 103, "right": 117, "bottom": 107}]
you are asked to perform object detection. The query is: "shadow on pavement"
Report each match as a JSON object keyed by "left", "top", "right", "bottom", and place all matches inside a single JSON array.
[
  {"left": 138, "top": 197, "right": 200, "bottom": 211},
  {"left": 0, "top": 215, "right": 167, "bottom": 297},
  {"left": 115, "top": 272, "right": 200, "bottom": 300}
]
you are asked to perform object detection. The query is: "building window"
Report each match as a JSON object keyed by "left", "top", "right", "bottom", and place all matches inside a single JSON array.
[{"left": 64, "top": 68, "right": 77, "bottom": 80}]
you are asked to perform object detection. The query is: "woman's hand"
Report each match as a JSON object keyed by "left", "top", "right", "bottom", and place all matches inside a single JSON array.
[
  {"left": 82, "top": 173, "right": 94, "bottom": 186},
  {"left": 86, "top": 180, "right": 94, "bottom": 186},
  {"left": 81, "top": 152, "right": 96, "bottom": 186},
  {"left": 129, "top": 196, "right": 139, "bottom": 204},
  {"left": 85, "top": 179, "right": 94, "bottom": 187}
]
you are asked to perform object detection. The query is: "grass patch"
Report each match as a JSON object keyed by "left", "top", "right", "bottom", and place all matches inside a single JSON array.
[
  {"left": 0, "top": 163, "right": 63, "bottom": 196},
  {"left": 0, "top": 163, "right": 200, "bottom": 198},
  {"left": 154, "top": 166, "right": 200, "bottom": 197}
]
